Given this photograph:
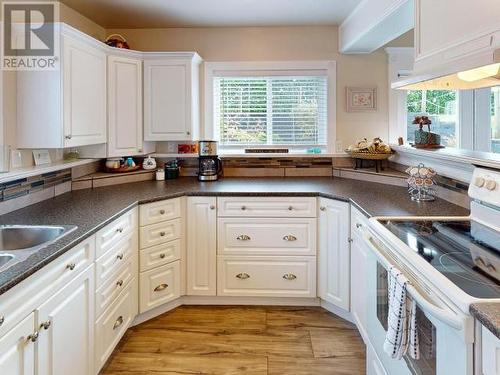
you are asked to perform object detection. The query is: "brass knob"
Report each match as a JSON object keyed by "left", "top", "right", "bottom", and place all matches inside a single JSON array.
[
  {"left": 159, "top": 253, "right": 166, "bottom": 259},
  {"left": 113, "top": 316, "right": 124, "bottom": 330},
  {"left": 27, "top": 331, "right": 39, "bottom": 342},
  {"left": 236, "top": 273, "right": 250, "bottom": 280},
  {"left": 66, "top": 263, "right": 76, "bottom": 271},
  {"left": 159, "top": 209, "right": 166, "bottom": 215},
  {"left": 40, "top": 321, "right": 51, "bottom": 330},
  {"left": 283, "top": 273, "right": 297, "bottom": 280},
  {"left": 116, "top": 253, "right": 124, "bottom": 260},
  {"left": 241, "top": 206, "right": 246, "bottom": 210},
  {"left": 283, "top": 235, "right": 297, "bottom": 241},
  {"left": 116, "top": 227, "right": 124, "bottom": 233},
  {"left": 154, "top": 283, "right": 168, "bottom": 292},
  {"left": 356, "top": 223, "right": 363, "bottom": 228},
  {"left": 237, "top": 234, "right": 251, "bottom": 241},
  {"left": 320, "top": 206, "right": 326, "bottom": 211},
  {"left": 65, "top": 135, "right": 72, "bottom": 140},
  {"left": 116, "top": 280, "right": 124, "bottom": 287},
  {"left": 210, "top": 205, "right": 215, "bottom": 210},
  {"left": 186, "top": 131, "right": 191, "bottom": 135},
  {"left": 160, "top": 231, "right": 166, "bottom": 237},
  {"left": 288, "top": 206, "right": 293, "bottom": 211}
]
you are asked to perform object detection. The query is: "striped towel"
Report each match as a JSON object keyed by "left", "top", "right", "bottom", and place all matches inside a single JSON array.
[{"left": 383, "top": 266, "right": 419, "bottom": 360}]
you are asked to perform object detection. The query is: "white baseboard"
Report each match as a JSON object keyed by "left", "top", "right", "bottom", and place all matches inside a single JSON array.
[{"left": 320, "top": 299, "right": 355, "bottom": 324}]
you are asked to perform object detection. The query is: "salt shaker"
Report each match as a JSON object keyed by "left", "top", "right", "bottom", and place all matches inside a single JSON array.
[{"left": 155, "top": 168, "right": 165, "bottom": 181}]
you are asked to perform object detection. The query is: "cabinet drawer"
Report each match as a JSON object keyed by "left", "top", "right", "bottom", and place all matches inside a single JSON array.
[
  {"left": 95, "top": 259, "right": 136, "bottom": 318},
  {"left": 218, "top": 218, "right": 316, "bottom": 256},
  {"left": 139, "top": 239, "right": 181, "bottom": 272},
  {"left": 217, "top": 197, "right": 317, "bottom": 218},
  {"left": 139, "top": 198, "right": 181, "bottom": 226},
  {"left": 217, "top": 256, "right": 316, "bottom": 297},
  {"left": 95, "top": 279, "right": 136, "bottom": 372},
  {"left": 139, "top": 261, "right": 180, "bottom": 313},
  {"left": 139, "top": 218, "right": 181, "bottom": 249},
  {"left": 96, "top": 208, "right": 137, "bottom": 258},
  {"left": 95, "top": 233, "right": 136, "bottom": 288}
]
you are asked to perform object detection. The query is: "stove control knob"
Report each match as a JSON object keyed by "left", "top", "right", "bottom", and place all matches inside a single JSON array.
[
  {"left": 474, "top": 177, "right": 485, "bottom": 187},
  {"left": 485, "top": 179, "right": 497, "bottom": 191}
]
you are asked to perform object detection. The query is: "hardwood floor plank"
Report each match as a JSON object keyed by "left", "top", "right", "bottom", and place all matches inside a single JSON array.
[
  {"left": 309, "top": 328, "right": 365, "bottom": 359},
  {"left": 266, "top": 306, "right": 357, "bottom": 331},
  {"left": 268, "top": 356, "right": 366, "bottom": 375}
]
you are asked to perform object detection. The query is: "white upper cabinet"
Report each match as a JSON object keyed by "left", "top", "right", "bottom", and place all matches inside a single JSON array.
[
  {"left": 17, "top": 25, "right": 107, "bottom": 149},
  {"left": 143, "top": 53, "right": 202, "bottom": 141},
  {"left": 414, "top": 0, "right": 500, "bottom": 73},
  {"left": 318, "top": 198, "right": 350, "bottom": 311},
  {"left": 107, "top": 54, "right": 144, "bottom": 157}
]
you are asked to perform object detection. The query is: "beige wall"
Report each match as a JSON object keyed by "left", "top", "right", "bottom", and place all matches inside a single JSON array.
[
  {"left": 60, "top": 2, "right": 106, "bottom": 40},
  {"left": 109, "top": 26, "right": 390, "bottom": 149}
]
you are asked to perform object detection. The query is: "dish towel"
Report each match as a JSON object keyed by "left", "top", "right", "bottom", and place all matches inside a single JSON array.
[{"left": 383, "top": 266, "right": 419, "bottom": 360}]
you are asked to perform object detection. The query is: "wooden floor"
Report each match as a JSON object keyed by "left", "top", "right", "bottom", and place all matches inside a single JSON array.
[{"left": 101, "top": 306, "right": 366, "bottom": 375}]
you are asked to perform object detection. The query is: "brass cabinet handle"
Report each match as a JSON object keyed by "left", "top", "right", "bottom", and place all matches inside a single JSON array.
[
  {"left": 356, "top": 223, "right": 363, "bottom": 229},
  {"left": 288, "top": 206, "right": 293, "bottom": 211},
  {"left": 319, "top": 206, "right": 326, "bottom": 211},
  {"left": 66, "top": 263, "right": 76, "bottom": 271},
  {"left": 487, "top": 263, "right": 497, "bottom": 272},
  {"left": 159, "top": 209, "right": 166, "bottom": 215},
  {"left": 113, "top": 316, "right": 124, "bottom": 330},
  {"left": 40, "top": 321, "right": 51, "bottom": 330},
  {"left": 283, "top": 273, "right": 297, "bottom": 280},
  {"left": 240, "top": 205, "right": 246, "bottom": 210},
  {"left": 154, "top": 283, "right": 168, "bottom": 292},
  {"left": 65, "top": 135, "right": 72, "bottom": 140},
  {"left": 27, "top": 331, "right": 39, "bottom": 342},
  {"left": 283, "top": 235, "right": 297, "bottom": 241},
  {"left": 186, "top": 131, "right": 191, "bottom": 136},
  {"left": 116, "top": 227, "right": 124, "bottom": 233},
  {"left": 116, "top": 279, "right": 124, "bottom": 287},
  {"left": 0, "top": 316, "right": 4, "bottom": 327},
  {"left": 209, "top": 205, "right": 215, "bottom": 210},
  {"left": 160, "top": 231, "right": 166, "bottom": 237},
  {"left": 159, "top": 253, "right": 166, "bottom": 259},
  {"left": 236, "top": 234, "right": 251, "bottom": 241},
  {"left": 116, "top": 253, "right": 124, "bottom": 260},
  {"left": 236, "top": 273, "right": 250, "bottom": 280}
]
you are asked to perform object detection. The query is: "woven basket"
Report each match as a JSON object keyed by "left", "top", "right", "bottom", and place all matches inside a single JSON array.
[{"left": 346, "top": 150, "right": 394, "bottom": 160}]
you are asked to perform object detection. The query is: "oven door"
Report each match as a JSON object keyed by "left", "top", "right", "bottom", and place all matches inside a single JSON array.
[{"left": 363, "top": 230, "right": 473, "bottom": 375}]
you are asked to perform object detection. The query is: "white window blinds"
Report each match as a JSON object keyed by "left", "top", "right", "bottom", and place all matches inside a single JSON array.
[{"left": 214, "top": 76, "right": 328, "bottom": 146}]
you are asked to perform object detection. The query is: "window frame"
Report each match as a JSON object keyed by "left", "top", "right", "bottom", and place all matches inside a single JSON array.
[{"left": 204, "top": 61, "right": 337, "bottom": 153}]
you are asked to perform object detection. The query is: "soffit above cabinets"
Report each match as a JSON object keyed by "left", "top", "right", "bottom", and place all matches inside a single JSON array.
[{"left": 60, "top": 0, "right": 361, "bottom": 28}]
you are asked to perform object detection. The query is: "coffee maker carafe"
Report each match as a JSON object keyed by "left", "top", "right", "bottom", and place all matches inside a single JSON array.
[{"left": 198, "top": 140, "right": 222, "bottom": 181}]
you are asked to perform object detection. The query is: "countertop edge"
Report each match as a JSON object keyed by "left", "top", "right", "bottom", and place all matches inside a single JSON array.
[{"left": 470, "top": 303, "right": 500, "bottom": 339}]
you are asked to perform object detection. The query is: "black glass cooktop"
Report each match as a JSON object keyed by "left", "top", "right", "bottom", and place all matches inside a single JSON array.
[{"left": 378, "top": 219, "right": 500, "bottom": 299}]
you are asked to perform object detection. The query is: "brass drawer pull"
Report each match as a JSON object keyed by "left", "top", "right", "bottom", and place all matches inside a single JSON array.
[
  {"left": 283, "top": 273, "right": 297, "bottom": 280},
  {"left": 356, "top": 223, "right": 363, "bottom": 229},
  {"left": 283, "top": 235, "right": 297, "bottom": 241},
  {"left": 240, "top": 205, "right": 247, "bottom": 211},
  {"left": 288, "top": 206, "right": 293, "bottom": 211},
  {"left": 320, "top": 206, "right": 326, "bottom": 211},
  {"left": 160, "top": 231, "right": 166, "bottom": 237},
  {"left": 40, "top": 321, "right": 51, "bottom": 330},
  {"left": 113, "top": 316, "right": 124, "bottom": 330},
  {"left": 116, "top": 253, "right": 124, "bottom": 260},
  {"left": 116, "top": 227, "right": 124, "bottom": 233},
  {"left": 154, "top": 283, "right": 168, "bottom": 292},
  {"left": 159, "top": 209, "right": 166, "bottom": 215},
  {"left": 159, "top": 253, "right": 166, "bottom": 259},
  {"left": 116, "top": 279, "right": 124, "bottom": 287},
  {"left": 210, "top": 205, "right": 215, "bottom": 210},
  {"left": 236, "top": 273, "right": 250, "bottom": 280},
  {"left": 27, "top": 331, "right": 39, "bottom": 342},
  {"left": 66, "top": 263, "right": 76, "bottom": 271},
  {"left": 237, "top": 234, "right": 251, "bottom": 241}
]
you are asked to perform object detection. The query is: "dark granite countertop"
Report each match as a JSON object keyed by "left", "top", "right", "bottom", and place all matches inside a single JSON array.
[
  {"left": 0, "top": 177, "right": 469, "bottom": 296},
  {"left": 471, "top": 303, "right": 500, "bottom": 339}
]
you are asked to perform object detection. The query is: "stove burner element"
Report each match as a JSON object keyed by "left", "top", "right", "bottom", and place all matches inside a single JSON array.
[{"left": 439, "top": 252, "right": 499, "bottom": 287}]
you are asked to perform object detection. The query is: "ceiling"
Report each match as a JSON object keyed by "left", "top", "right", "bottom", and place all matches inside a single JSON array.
[{"left": 60, "top": 0, "right": 362, "bottom": 29}]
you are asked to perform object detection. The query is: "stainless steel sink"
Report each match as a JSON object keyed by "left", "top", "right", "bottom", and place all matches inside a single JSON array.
[{"left": 0, "top": 225, "right": 77, "bottom": 272}]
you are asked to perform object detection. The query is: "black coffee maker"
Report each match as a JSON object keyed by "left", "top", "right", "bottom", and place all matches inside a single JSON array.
[{"left": 198, "top": 140, "right": 223, "bottom": 181}]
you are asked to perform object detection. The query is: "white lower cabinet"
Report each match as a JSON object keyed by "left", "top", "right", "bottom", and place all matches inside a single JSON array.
[
  {"left": 187, "top": 197, "right": 217, "bottom": 296},
  {"left": 139, "top": 261, "right": 180, "bottom": 312},
  {"left": 481, "top": 325, "right": 500, "bottom": 375},
  {"left": 367, "top": 342, "right": 388, "bottom": 375},
  {"left": 318, "top": 198, "right": 350, "bottom": 311},
  {"left": 36, "top": 266, "right": 95, "bottom": 375},
  {"left": 0, "top": 313, "right": 35, "bottom": 375}
]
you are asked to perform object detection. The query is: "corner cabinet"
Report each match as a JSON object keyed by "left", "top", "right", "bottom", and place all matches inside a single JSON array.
[
  {"left": 143, "top": 53, "right": 202, "bottom": 141},
  {"left": 17, "top": 25, "right": 107, "bottom": 149},
  {"left": 318, "top": 198, "right": 350, "bottom": 311},
  {"left": 186, "top": 196, "right": 217, "bottom": 295}
]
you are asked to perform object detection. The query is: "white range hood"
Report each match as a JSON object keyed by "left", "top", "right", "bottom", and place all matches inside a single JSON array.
[{"left": 392, "top": 48, "right": 500, "bottom": 90}]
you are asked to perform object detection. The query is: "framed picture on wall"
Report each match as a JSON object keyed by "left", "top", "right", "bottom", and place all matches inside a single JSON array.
[{"left": 346, "top": 87, "right": 377, "bottom": 112}]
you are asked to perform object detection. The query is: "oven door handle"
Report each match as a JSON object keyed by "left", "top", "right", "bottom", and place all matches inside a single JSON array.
[{"left": 363, "top": 231, "right": 464, "bottom": 331}]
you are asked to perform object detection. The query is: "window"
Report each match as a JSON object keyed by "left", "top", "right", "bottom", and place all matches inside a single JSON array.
[
  {"left": 214, "top": 76, "right": 328, "bottom": 146},
  {"left": 406, "top": 90, "right": 459, "bottom": 147},
  {"left": 491, "top": 87, "right": 500, "bottom": 153}
]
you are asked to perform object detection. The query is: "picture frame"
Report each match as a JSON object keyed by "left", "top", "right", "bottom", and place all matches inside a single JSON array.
[{"left": 346, "top": 87, "right": 377, "bottom": 112}]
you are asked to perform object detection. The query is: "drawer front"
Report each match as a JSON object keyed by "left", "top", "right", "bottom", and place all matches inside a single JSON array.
[
  {"left": 217, "top": 197, "right": 317, "bottom": 218},
  {"left": 95, "top": 259, "right": 136, "bottom": 318},
  {"left": 95, "top": 279, "right": 136, "bottom": 372},
  {"left": 139, "top": 218, "right": 181, "bottom": 249},
  {"left": 139, "top": 239, "right": 181, "bottom": 272},
  {"left": 95, "top": 233, "right": 136, "bottom": 288},
  {"left": 96, "top": 208, "right": 137, "bottom": 258},
  {"left": 217, "top": 256, "right": 316, "bottom": 297},
  {"left": 139, "top": 198, "right": 181, "bottom": 226},
  {"left": 139, "top": 261, "right": 180, "bottom": 313},
  {"left": 218, "top": 218, "right": 316, "bottom": 256}
]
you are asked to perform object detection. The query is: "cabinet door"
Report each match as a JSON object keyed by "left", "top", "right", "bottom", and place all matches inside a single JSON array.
[
  {"left": 63, "top": 35, "right": 106, "bottom": 147},
  {"left": 36, "top": 266, "right": 95, "bottom": 375},
  {"left": 108, "top": 55, "right": 143, "bottom": 157},
  {"left": 350, "top": 230, "right": 369, "bottom": 342},
  {"left": 144, "top": 59, "right": 194, "bottom": 141},
  {"left": 318, "top": 198, "right": 350, "bottom": 310},
  {"left": 482, "top": 325, "right": 500, "bottom": 375},
  {"left": 186, "top": 197, "right": 217, "bottom": 295},
  {"left": 0, "top": 313, "right": 35, "bottom": 375}
]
